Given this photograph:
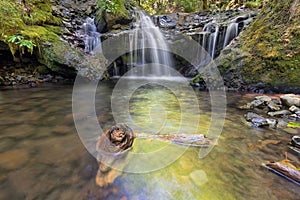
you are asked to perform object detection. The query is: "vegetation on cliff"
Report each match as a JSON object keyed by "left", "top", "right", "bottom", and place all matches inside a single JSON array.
[
  {"left": 0, "top": 0, "right": 61, "bottom": 59},
  {"left": 193, "top": 0, "right": 300, "bottom": 91},
  {"left": 240, "top": 0, "right": 300, "bottom": 86}
]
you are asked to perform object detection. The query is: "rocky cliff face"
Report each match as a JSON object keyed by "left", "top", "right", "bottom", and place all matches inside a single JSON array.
[{"left": 206, "top": 0, "right": 300, "bottom": 92}]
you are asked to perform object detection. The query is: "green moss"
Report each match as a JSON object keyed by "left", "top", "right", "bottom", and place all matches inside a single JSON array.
[
  {"left": 0, "top": 0, "right": 62, "bottom": 57},
  {"left": 237, "top": 0, "right": 300, "bottom": 86},
  {"left": 288, "top": 122, "right": 300, "bottom": 128}
]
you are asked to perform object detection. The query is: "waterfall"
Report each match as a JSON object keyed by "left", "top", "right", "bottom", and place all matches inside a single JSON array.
[
  {"left": 83, "top": 17, "right": 102, "bottom": 53},
  {"left": 223, "top": 22, "right": 239, "bottom": 48},
  {"left": 203, "top": 23, "right": 219, "bottom": 59},
  {"left": 127, "top": 10, "right": 172, "bottom": 77}
]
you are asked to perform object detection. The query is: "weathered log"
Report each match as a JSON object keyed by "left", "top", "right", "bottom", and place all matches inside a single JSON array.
[
  {"left": 264, "top": 160, "right": 300, "bottom": 185},
  {"left": 95, "top": 124, "right": 216, "bottom": 187},
  {"left": 95, "top": 124, "right": 135, "bottom": 187},
  {"left": 136, "top": 133, "right": 215, "bottom": 147}
]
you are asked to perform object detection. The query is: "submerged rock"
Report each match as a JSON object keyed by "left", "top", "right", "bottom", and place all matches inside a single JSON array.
[{"left": 0, "top": 149, "right": 29, "bottom": 170}]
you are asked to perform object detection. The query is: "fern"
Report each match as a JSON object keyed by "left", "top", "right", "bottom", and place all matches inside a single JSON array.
[{"left": 8, "top": 35, "right": 36, "bottom": 55}]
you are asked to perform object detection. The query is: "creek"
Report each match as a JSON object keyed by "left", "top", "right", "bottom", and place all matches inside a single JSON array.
[{"left": 0, "top": 82, "right": 299, "bottom": 199}]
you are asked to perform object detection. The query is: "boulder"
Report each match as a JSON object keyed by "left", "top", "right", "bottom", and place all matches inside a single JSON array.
[
  {"left": 39, "top": 38, "right": 108, "bottom": 80},
  {"left": 280, "top": 94, "right": 300, "bottom": 107}
]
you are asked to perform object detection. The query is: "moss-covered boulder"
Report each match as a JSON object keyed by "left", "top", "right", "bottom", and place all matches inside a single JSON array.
[{"left": 0, "top": 0, "right": 108, "bottom": 80}]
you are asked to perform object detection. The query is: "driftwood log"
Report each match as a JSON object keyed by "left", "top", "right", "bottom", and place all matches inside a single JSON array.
[
  {"left": 95, "top": 124, "right": 135, "bottom": 187},
  {"left": 95, "top": 124, "right": 215, "bottom": 187},
  {"left": 265, "top": 160, "right": 300, "bottom": 185}
]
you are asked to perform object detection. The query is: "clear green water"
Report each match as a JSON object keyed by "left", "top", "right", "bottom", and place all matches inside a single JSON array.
[{"left": 0, "top": 81, "right": 299, "bottom": 200}]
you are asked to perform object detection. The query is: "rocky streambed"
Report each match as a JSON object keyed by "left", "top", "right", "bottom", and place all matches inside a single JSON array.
[{"left": 241, "top": 94, "right": 300, "bottom": 132}]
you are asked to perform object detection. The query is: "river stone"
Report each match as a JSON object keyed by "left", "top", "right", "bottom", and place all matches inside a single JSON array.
[
  {"left": 250, "top": 99, "right": 264, "bottom": 108},
  {"left": 280, "top": 94, "right": 300, "bottom": 107},
  {"left": 253, "top": 107, "right": 269, "bottom": 114},
  {"left": 289, "top": 105, "right": 300, "bottom": 113},
  {"left": 245, "top": 112, "right": 262, "bottom": 121},
  {"left": 267, "top": 101, "right": 281, "bottom": 111},
  {"left": 277, "top": 120, "right": 288, "bottom": 128},
  {"left": 266, "top": 119, "right": 277, "bottom": 128},
  {"left": 255, "top": 95, "right": 271, "bottom": 102},
  {"left": 251, "top": 117, "right": 268, "bottom": 127},
  {"left": 268, "top": 110, "right": 292, "bottom": 117},
  {"left": 289, "top": 114, "right": 300, "bottom": 120},
  {"left": 0, "top": 149, "right": 30, "bottom": 170}
]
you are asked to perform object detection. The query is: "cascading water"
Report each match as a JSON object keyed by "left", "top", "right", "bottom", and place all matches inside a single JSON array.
[
  {"left": 198, "top": 16, "right": 245, "bottom": 62},
  {"left": 83, "top": 17, "right": 102, "bottom": 53},
  {"left": 127, "top": 10, "right": 173, "bottom": 77},
  {"left": 203, "top": 23, "right": 219, "bottom": 59},
  {"left": 223, "top": 22, "right": 239, "bottom": 48}
]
